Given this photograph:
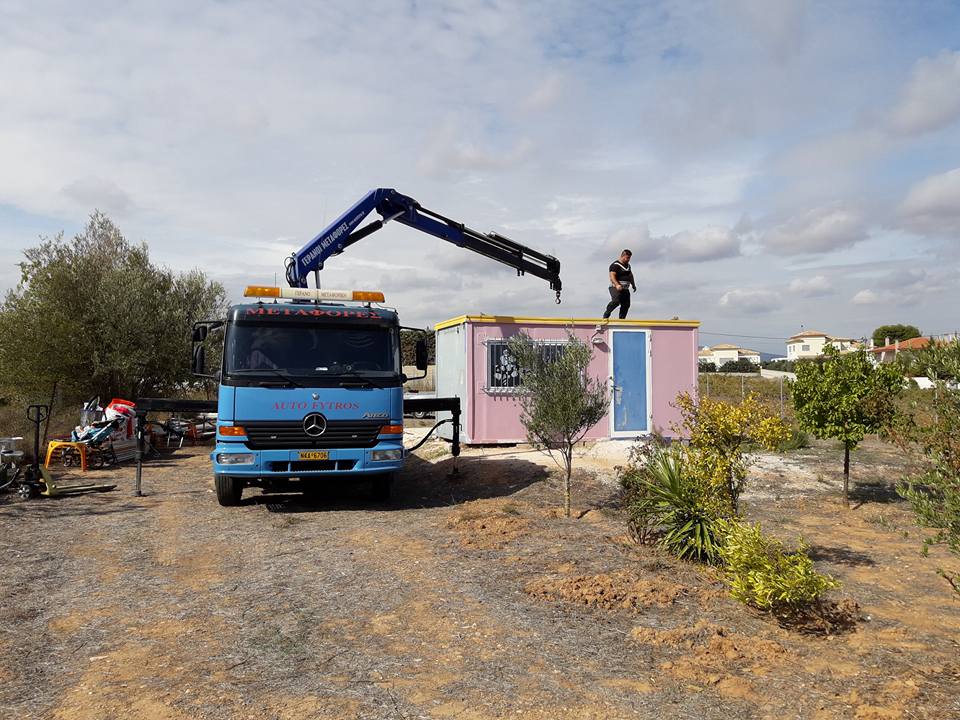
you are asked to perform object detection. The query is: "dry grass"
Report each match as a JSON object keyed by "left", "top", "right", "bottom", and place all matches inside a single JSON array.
[{"left": 0, "top": 439, "right": 958, "bottom": 719}]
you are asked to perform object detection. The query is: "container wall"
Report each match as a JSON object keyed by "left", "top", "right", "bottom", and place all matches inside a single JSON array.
[
  {"left": 650, "top": 326, "right": 698, "bottom": 438},
  {"left": 435, "top": 324, "right": 469, "bottom": 442},
  {"left": 469, "top": 323, "right": 612, "bottom": 444}
]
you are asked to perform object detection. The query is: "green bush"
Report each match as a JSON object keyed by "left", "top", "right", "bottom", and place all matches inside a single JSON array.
[
  {"left": 621, "top": 445, "right": 724, "bottom": 563},
  {"left": 886, "top": 372, "right": 960, "bottom": 595},
  {"left": 762, "top": 359, "right": 796, "bottom": 372},
  {"left": 717, "top": 521, "right": 839, "bottom": 612},
  {"left": 698, "top": 361, "right": 717, "bottom": 373},
  {"left": 777, "top": 427, "right": 810, "bottom": 451},
  {"left": 718, "top": 358, "right": 760, "bottom": 373}
]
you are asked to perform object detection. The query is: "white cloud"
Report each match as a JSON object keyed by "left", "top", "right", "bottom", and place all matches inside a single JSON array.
[
  {"left": 718, "top": 288, "right": 780, "bottom": 314},
  {"left": 417, "top": 116, "right": 535, "bottom": 179},
  {"left": 0, "top": 1, "right": 958, "bottom": 343},
  {"left": 731, "top": 0, "right": 809, "bottom": 63},
  {"left": 887, "top": 50, "right": 960, "bottom": 136},
  {"left": 591, "top": 225, "right": 658, "bottom": 262},
  {"left": 522, "top": 73, "right": 565, "bottom": 112},
  {"left": 851, "top": 289, "right": 881, "bottom": 305},
  {"left": 594, "top": 224, "right": 741, "bottom": 264},
  {"left": 849, "top": 268, "right": 946, "bottom": 309},
  {"left": 61, "top": 177, "right": 135, "bottom": 217},
  {"left": 665, "top": 226, "right": 741, "bottom": 262},
  {"left": 788, "top": 274, "right": 831, "bottom": 297},
  {"left": 898, "top": 167, "right": 960, "bottom": 236},
  {"left": 762, "top": 206, "right": 867, "bottom": 255}
]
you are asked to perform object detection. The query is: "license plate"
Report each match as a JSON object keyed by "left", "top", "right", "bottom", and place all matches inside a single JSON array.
[{"left": 299, "top": 451, "right": 329, "bottom": 461}]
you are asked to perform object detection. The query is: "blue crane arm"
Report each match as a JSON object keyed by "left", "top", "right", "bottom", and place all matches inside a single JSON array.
[{"left": 285, "top": 188, "right": 562, "bottom": 302}]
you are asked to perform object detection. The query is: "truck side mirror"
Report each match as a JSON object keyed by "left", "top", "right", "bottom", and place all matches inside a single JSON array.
[
  {"left": 415, "top": 339, "right": 429, "bottom": 371},
  {"left": 192, "top": 325, "right": 208, "bottom": 342},
  {"left": 192, "top": 345, "right": 206, "bottom": 375}
]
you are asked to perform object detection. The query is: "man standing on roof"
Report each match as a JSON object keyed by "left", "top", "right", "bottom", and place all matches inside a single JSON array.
[{"left": 602, "top": 249, "right": 636, "bottom": 319}]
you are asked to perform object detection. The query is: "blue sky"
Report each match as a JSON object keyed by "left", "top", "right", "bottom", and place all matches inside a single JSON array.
[{"left": 1, "top": 0, "right": 958, "bottom": 354}]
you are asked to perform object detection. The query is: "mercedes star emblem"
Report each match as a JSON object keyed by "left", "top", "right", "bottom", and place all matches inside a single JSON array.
[{"left": 302, "top": 413, "right": 327, "bottom": 437}]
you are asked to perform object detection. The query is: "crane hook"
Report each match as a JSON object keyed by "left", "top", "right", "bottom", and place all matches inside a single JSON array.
[{"left": 555, "top": 290, "right": 562, "bottom": 304}]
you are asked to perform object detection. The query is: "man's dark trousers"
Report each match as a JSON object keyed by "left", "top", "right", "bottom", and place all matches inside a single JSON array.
[{"left": 604, "top": 287, "right": 630, "bottom": 319}]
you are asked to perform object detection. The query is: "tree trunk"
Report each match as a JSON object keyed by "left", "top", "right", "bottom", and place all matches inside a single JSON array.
[
  {"left": 564, "top": 445, "right": 572, "bottom": 518},
  {"left": 843, "top": 442, "right": 851, "bottom": 508}
]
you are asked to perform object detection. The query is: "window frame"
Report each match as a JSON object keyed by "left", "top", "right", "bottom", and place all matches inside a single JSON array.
[{"left": 483, "top": 338, "right": 571, "bottom": 393}]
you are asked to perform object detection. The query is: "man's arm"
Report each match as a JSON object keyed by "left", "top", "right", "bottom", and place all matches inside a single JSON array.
[
  {"left": 630, "top": 270, "right": 636, "bottom": 291},
  {"left": 609, "top": 270, "right": 619, "bottom": 286}
]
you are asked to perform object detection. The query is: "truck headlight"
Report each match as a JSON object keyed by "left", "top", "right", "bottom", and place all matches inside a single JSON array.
[
  {"left": 216, "top": 453, "right": 255, "bottom": 465},
  {"left": 370, "top": 449, "right": 403, "bottom": 462}
]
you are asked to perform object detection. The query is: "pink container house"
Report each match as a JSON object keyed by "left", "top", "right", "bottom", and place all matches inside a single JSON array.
[{"left": 434, "top": 315, "right": 699, "bottom": 444}]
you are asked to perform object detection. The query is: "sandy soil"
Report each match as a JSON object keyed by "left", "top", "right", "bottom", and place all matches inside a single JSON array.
[{"left": 0, "top": 434, "right": 957, "bottom": 719}]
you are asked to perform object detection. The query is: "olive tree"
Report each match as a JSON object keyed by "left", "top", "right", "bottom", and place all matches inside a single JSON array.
[
  {"left": 507, "top": 332, "right": 608, "bottom": 517},
  {"left": 793, "top": 347, "right": 903, "bottom": 507},
  {"left": 0, "top": 211, "right": 227, "bottom": 404},
  {"left": 887, "top": 339, "right": 960, "bottom": 596}
]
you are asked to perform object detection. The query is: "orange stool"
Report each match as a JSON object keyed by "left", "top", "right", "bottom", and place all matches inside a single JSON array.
[{"left": 44, "top": 441, "right": 89, "bottom": 472}]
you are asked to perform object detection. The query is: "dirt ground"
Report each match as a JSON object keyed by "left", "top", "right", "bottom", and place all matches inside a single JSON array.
[{"left": 1, "top": 434, "right": 958, "bottom": 719}]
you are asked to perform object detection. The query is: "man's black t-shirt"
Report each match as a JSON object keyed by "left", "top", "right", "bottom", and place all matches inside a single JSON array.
[{"left": 609, "top": 261, "right": 633, "bottom": 288}]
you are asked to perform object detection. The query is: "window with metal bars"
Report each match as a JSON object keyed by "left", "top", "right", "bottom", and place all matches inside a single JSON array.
[{"left": 485, "top": 340, "right": 568, "bottom": 391}]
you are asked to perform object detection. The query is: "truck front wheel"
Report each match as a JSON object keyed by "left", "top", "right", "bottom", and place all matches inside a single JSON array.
[{"left": 215, "top": 474, "right": 243, "bottom": 506}]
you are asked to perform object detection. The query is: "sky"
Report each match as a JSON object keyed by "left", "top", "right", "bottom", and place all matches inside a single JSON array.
[{"left": 1, "top": 0, "right": 958, "bottom": 356}]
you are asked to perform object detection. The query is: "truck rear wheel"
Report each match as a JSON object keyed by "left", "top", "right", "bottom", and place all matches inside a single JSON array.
[
  {"left": 372, "top": 473, "right": 393, "bottom": 502},
  {"left": 215, "top": 475, "right": 243, "bottom": 506}
]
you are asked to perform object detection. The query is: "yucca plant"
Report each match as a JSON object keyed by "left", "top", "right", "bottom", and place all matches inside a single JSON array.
[{"left": 636, "top": 446, "right": 723, "bottom": 563}]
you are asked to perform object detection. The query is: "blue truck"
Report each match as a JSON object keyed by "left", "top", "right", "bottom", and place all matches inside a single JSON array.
[{"left": 190, "top": 189, "right": 562, "bottom": 506}]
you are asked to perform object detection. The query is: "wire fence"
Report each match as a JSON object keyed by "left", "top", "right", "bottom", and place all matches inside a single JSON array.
[{"left": 699, "top": 373, "right": 794, "bottom": 422}]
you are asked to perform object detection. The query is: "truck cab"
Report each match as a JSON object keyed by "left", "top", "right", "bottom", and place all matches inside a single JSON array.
[{"left": 198, "top": 288, "right": 421, "bottom": 506}]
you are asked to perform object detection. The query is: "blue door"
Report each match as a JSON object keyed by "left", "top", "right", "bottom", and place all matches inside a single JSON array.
[{"left": 612, "top": 330, "right": 648, "bottom": 434}]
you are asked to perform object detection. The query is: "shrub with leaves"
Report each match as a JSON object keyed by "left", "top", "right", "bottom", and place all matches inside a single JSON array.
[
  {"left": 621, "top": 444, "right": 724, "bottom": 562},
  {"left": 717, "top": 520, "right": 839, "bottom": 613},
  {"left": 793, "top": 347, "right": 903, "bottom": 507},
  {"left": 674, "top": 392, "right": 790, "bottom": 514},
  {"left": 885, "top": 358, "right": 960, "bottom": 596},
  {"left": 508, "top": 331, "right": 609, "bottom": 517},
  {"left": 777, "top": 426, "right": 810, "bottom": 452}
]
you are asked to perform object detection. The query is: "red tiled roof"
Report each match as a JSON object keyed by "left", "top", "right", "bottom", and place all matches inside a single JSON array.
[{"left": 871, "top": 337, "right": 931, "bottom": 353}]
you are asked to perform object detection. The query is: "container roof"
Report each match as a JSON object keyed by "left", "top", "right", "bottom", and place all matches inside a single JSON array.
[{"left": 434, "top": 314, "right": 700, "bottom": 331}]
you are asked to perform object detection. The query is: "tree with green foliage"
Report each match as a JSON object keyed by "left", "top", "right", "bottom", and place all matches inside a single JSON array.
[
  {"left": 0, "top": 211, "right": 227, "bottom": 404},
  {"left": 507, "top": 331, "right": 608, "bottom": 517},
  {"left": 872, "top": 324, "right": 921, "bottom": 347},
  {"left": 400, "top": 328, "right": 435, "bottom": 366},
  {"left": 886, "top": 339, "right": 960, "bottom": 596},
  {"left": 620, "top": 393, "right": 788, "bottom": 562},
  {"left": 896, "top": 337, "right": 960, "bottom": 384},
  {"left": 793, "top": 347, "right": 903, "bottom": 507}
]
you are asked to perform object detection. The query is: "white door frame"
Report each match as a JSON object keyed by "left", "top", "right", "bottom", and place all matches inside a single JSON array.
[{"left": 608, "top": 328, "right": 653, "bottom": 438}]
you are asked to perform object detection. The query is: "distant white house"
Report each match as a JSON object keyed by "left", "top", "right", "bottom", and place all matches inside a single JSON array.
[
  {"left": 786, "top": 331, "right": 859, "bottom": 360},
  {"left": 699, "top": 343, "right": 761, "bottom": 367}
]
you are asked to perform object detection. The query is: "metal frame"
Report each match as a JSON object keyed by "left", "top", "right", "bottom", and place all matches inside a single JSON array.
[
  {"left": 608, "top": 329, "right": 653, "bottom": 438},
  {"left": 482, "top": 337, "right": 570, "bottom": 393},
  {"left": 287, "top": 189, "right": 562, "bottom": 301}
]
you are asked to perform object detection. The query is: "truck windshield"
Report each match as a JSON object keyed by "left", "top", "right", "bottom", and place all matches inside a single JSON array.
[{"left": 224, "top": 323, "right": 400, "bottom": 379}]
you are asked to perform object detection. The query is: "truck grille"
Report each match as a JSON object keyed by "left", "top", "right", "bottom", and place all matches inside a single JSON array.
[
  {"left": 268, "top": 460, "right": 357, "bottom": 472},
  {"left": 243, "top": 420, "right": 384, "bottom": 450}
]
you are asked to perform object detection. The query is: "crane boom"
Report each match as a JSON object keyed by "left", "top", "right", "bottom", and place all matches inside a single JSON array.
[{"left": 285, "top": 188, "right": 562, "bottom": 302}]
